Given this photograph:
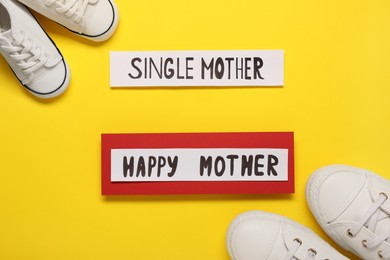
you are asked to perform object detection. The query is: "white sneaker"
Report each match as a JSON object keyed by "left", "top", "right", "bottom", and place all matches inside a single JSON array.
[
  {"left": 0, "top": 0, "right": 70, "bottom": 98},
  {"left": 226, "top": 210, "right": 348, "bottom": 260},
  {"left": 306, "top": 165, "right": 390, "bottom": 260},
  {"left": 17, "top": 0, "right": 119, "bottom": 42}
]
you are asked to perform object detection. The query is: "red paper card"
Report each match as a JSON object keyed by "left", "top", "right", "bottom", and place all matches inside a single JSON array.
[{"left": 101, "top": 132, "right": 294, "bottom": 195}]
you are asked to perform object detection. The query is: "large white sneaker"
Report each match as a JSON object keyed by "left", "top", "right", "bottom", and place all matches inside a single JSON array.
[
  {"left": 0, "top": 0, "right": 70, "bottom": 98},
  {"left": 306, "top": 165, "right": 390, "bottom": 259},
  {"left": 226, "top": 210, "right": 348, "bottom": 260},
  {"left": 17, "top": 0, "right": 119, "bottom": 42}
]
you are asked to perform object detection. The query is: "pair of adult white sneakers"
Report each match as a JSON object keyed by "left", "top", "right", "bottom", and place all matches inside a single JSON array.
[
  {"left": 0, "top": 0, "right": 119, "bottom": 98},
  {"left": 227, "top": 165, "right": 390, "bottom": 260}
]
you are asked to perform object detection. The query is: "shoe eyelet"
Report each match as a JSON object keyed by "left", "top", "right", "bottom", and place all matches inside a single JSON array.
[
  {"left": 293, "top": 238, "right": 302, "bottom": 245},
  {"left": 308, "top": 248, "right": 317, "bottom": 256},
  {"left": 378, "top": 251, "right": 384, "bottom": 259},
  {"left": 380, "top": 192, "right": 388, "bottom": 200},
  {"left": 18, "top": 32, "right": 25, "bottom": 39},
  {"left": 361, "top": 240, "right": 368, "bottom": 248},
  {"left": 346, "top": 229, "right": 356, "bottom": 238}
]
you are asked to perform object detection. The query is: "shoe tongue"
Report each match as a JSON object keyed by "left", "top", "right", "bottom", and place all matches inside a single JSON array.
[
  {"left": 0, "top": 29, "right": 12, "bottom": 41},
  {"left": 376, "top": 212, "right": 390, "bottom": 242}
]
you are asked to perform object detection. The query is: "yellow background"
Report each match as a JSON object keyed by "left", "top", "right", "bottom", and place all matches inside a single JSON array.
[{"left": 1, "top": 0, "right": 390, "bottom": 259}]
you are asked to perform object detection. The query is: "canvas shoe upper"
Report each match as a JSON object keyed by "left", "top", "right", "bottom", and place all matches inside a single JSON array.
[
  {"left": 226, "top": 210, "right": 348, "bottom": 260},
  {"left": 0, "top": 0, "right": 70, "bottom": 98},
  {"left": 306, "top": 165, "right": 390, "bottom": 259},
  {"left": 17, "top": 0, "right": 119, "bottom": 42}
]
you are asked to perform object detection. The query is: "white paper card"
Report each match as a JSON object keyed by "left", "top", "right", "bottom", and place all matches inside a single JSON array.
[
  {"left": 111, "top": 148, "right": 288, "bottom": 182},
  {"left": 110, "top": 50, "right": 284, "bottom": 87}
]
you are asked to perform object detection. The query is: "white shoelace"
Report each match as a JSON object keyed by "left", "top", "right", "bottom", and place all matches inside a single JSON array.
[
  {"left": 347, "top": 193, "right": 390, "bottom": 259},
  {"left": 1, "top": 31, "right": 48, "bottom": 84},
  {"left": 284, "top": 238, "right": 317, "bottom": 260},
  {"left": 44, "top": 0, "right": 98, "bottom": 24}
]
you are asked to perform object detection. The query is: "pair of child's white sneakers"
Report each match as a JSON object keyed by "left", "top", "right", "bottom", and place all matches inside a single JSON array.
[
  {"left": 227, "top": 165, "right": 390, "bottom": 260},
  {"left": 0, "top": 0, "right": 119, "bottom": 98}
]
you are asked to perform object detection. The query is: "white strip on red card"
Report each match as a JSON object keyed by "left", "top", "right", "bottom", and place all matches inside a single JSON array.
[{"left": 101, "top": 132, "right": 294, "bottom": 195}]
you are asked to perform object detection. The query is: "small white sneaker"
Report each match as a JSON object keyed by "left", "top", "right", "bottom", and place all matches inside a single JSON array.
[
  {"left": 226, "top": 210, "right": 348, "bottom": 260},
  {"left": 0, "top": 0, "right": 70, "bottom": 98},
  {"left": 17, "top": 0, "right": 119, "bottom": 42},
  {"left": 306, "top": 165, "right": 390, "bottom": 260}
]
